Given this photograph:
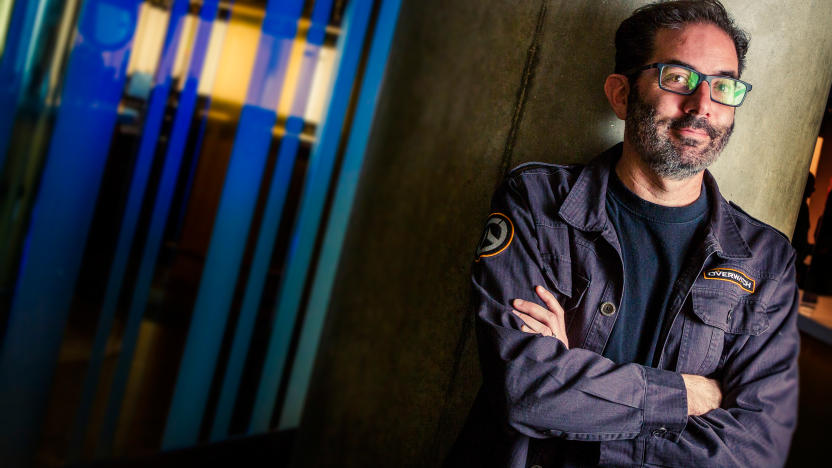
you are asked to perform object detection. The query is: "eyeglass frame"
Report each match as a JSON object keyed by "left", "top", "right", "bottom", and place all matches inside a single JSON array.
[{"left": 624, "top": 62, "right": 753, "bottom": 107}]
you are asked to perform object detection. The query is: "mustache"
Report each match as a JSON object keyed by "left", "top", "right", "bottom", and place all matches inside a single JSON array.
[{"left": 668, "top": 114, "right": 719, "bottom": 139}]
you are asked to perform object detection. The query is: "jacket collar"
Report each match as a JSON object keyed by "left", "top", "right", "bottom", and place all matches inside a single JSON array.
[
  {"left": 558, "top": 143, "right": 752, "bottom": 259},
  {"left": 701, "top": 171, "right": 753, "bottom": 259}
]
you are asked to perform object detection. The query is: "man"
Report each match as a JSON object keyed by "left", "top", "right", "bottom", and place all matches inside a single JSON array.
[{"left": 450, "top": 1, "right": 799, "bottom": 466}]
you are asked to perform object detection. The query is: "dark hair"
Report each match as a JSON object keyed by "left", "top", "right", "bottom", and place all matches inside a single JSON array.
[{"left": 615, "top": 0, "right": 750, "bottom": 76}]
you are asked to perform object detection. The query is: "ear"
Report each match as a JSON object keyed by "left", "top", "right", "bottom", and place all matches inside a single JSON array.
[{"left": 604, "top": 74, "right": 630, "bottom": 120}]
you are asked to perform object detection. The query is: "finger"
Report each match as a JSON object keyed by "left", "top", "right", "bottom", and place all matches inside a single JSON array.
[
  {"left": 535, "top": 285, "right": 568, "bottom": 338},
  {"left": 512, "top": 310, "right": 552, "bottom": 336},
  {"left": 535, "top": 285, "right": 565, "bottom": 315},
  {"left": 512, "top": 298, "right": 554, "bottom": 327}
]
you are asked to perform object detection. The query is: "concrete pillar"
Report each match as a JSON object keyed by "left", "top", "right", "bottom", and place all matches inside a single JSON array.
[{"left": 292, "top": 1, "right": 832, "bottom": 466}]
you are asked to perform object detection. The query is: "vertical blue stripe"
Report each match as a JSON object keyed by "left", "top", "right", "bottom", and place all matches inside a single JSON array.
[
  {"left": 66, "top": 0, "right": 190, "bottom": 460},
  {"left": 248, "top": 0, "right": 374, "bottom": 434},
  {"left": 0, "top": 1, "right": 141, "bottom": 466},
  {"left": 279, "top": 0, "right": 402, "bottom": 430},
  {"left": 95, "top": 0, "right": 220, "bottom": 456},
  {"left": 209, "top": 0, "right": 334, "bottom": 442},
  {"left": 0, "top": 0, "right": 50, "bottom": 169},
  {"left": 162, "top": 0, "right": 304, "bottom": 450},
  {"left": 172, "top": 95, "right": 213, "bottom": 237}
]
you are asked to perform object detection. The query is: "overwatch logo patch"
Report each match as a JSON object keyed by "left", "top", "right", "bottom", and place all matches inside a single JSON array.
[
  {"left": 703, "top": 268, "right": 755, "bottom": 293},
  {"left": 476, "top": 213, "right": 514, "bottom": 260}
]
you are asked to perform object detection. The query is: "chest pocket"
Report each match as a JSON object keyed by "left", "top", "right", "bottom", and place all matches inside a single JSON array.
[
  {"left": 541, "top": 253, "right": 589, "bottom": 309},
  {"left": 677, "top": 287, "right": 769, "bottom": 375},
  {"left": 541, "top": 253, "right": 591, "bottom": 349}
]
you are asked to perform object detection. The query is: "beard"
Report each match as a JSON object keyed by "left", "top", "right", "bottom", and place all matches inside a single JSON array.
[{"left": 625, "top": 85, "right": 734, "bottom": 180}]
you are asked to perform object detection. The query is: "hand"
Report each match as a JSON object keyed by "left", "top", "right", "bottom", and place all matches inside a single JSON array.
[
  {"left": 512, "top": 285, "right": 569, "bottom": 349},
  {"left": 682, "top": 374, "right": 722, "bottom": 416}
]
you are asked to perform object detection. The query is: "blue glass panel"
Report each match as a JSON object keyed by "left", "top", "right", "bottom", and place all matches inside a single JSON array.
[
  {"left": 172, "top": 95, "right": 213, "bottom": 236},
  {"left": 161, "top": 0, "right": 306, "bottom": 449},
  {"left": 210, "top": 0, "right": 334, "bottom": 442},
  {"left": 0, "top": 1, "right": 141, "bottom": 465},
  {"left": 94, "top": 0, "right": 221, "bottom": 456},
  {"left": 160, "top": 104, "right": 278, "bottom": 448},
  {"left": 279, "top": 0, "right": 403, "bottom": 430},
  {"left": 66, "top": 0, "right": 191, "bottom": 460},
  {"left": 248, "top": 0, "right": 374, "bottom": 434}
]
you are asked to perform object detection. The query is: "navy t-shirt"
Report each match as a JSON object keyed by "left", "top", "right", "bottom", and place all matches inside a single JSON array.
[{"left": 603, "top": 171, "right": 709, "bottom": 366}]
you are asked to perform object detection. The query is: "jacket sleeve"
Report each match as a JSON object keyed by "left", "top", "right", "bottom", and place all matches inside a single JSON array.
[
  {"left": 473, "top": 173, "right": 688, "bottom": 442},
  {"left": 600, "top": 252, "right": 800, "bottom": 467}
]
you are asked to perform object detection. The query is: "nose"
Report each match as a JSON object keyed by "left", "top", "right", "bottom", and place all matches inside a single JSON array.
[{"left": 682, "top": 81, "right": 712, "bottom": 117}]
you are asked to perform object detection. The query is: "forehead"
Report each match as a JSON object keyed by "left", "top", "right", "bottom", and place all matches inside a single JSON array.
[{"left": 649, "top": 23, "right": 739, "bottom": 76}]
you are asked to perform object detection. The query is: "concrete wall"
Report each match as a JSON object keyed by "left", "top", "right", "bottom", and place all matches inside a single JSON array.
[{"left": 292, "top": 1, "right": 832, "bottom": 466}]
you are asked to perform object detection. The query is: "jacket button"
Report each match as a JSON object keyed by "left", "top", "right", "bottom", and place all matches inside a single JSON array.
[
  {"left": 600, "top": 301, "right": 616, "bottom": 316},
  {"left": 652, "top": 427, "right": 667, "bottom": 437}
]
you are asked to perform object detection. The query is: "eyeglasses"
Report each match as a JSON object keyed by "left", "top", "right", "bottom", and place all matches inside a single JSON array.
[{"left": 628, "top": 62, "right": 752, "bottom": 107}]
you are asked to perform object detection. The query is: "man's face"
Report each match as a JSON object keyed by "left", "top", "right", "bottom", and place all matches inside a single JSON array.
[{"left": 625, "top": 23, "right": 739, "bottom": 180}]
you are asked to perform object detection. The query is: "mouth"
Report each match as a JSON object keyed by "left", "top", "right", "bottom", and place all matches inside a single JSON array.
[{"left": 673, "top": 127, "right": 709, "bottom": 139}]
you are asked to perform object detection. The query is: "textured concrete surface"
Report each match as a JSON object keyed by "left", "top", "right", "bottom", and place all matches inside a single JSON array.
[
  {"left": 293, "top": 1, "right": 832, "bottom": 466},
  {"left": 293, "top": 2, "right": 542, "bottom": 465},
  {"left": 709, "top": 0, "right": 832, "bottom": 236}
]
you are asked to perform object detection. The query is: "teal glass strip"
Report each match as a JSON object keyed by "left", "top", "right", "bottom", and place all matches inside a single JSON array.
[
  {"left": 66, "top": 1, "right": 190, "bottom": 460},
  {"left": 0, "top": 0, "right": 52, "bottom": 169},
  {"left": 248, "top": 0, "right": 374, "bottom": 434},
  {"left": 209, "top": 0, "right": 334, "bottom": 442},
  {"left": 94, "top": 0, "right": 221, "bottom": 456},
  {"left": 279, "top": 0, "right": 402, "bottom": 430},
  {"left": 161, "top": 0, "right": 305, "bottom": 450}
]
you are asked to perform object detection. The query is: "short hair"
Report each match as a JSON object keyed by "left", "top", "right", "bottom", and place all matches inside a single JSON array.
[{"left": 615, "top": 0, "right": 750, "bottom": 76}]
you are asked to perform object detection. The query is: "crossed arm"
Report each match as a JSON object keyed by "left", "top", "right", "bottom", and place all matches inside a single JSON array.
[{"left": 512, "top": 285, "right": 723, "bottom": 417}]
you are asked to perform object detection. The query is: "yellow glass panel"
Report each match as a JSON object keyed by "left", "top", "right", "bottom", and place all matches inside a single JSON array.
[
  {"left": 276, "top": 18, "right": 309, "bottom": 118},
  {"left": 0, "top": 0, "right": 15, "bottom": 58},
  {"left": 208, "top": 8, "right": 261, "bottom": 105}
]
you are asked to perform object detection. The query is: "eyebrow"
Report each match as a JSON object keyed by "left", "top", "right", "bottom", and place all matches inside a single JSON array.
[{"left": 664, "top": 59, "right": 738, "bottom": 78}]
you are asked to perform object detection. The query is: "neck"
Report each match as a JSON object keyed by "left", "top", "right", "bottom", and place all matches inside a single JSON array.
[{"left": 615, "top": 140, "right": 704, "bottom": 207}]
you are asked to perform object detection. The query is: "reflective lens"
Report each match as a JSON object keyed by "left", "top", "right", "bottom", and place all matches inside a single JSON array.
[
  {"left": 658, "top": 64, "right": 748, "bottom": 106},
  {"left": 660, "top": 65, "right": 699, "bottom": 92},
  {"left": 711, "top": 78, "right": 747, "bottom": 106}
]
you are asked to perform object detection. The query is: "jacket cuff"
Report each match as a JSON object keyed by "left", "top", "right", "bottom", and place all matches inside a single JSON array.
[{"left": 641, "top": 367, "right": 687, "bottom": 441}]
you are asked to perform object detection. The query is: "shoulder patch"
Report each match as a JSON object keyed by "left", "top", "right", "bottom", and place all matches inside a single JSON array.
[
  {"left": 475, "top": 213, "right": 514, "bottom": 260},
  {"left": 703, "top": 267, "right": 756, "bottom": 293}
]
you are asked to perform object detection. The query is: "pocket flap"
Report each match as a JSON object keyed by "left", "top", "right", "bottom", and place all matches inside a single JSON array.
[
  {"left": 690, "top": 288, "right": 769, "bottom": 335},
  {"left": 541, "top": 253, "right": 589, "bottom": 310},
  {"left": 541, "top": 253, "right": 573, "bottom": 297}
]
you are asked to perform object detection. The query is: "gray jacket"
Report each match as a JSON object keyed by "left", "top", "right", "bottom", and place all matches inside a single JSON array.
[{"left": 456, "top": 144, "right": 799, "bottom": 467}]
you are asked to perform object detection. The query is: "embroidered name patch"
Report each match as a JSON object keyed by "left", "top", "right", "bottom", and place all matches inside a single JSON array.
[
  {"left": 703, "top": 268, "right": 755, "bottom": 293},
  {"left": 476, "top": 213, "right": 514, "bottom": 260}
]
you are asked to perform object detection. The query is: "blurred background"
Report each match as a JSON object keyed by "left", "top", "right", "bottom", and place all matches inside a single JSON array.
[
  {"left": 0, "top": 0, "right": 402, "bottom": 466},
  {"left": 0, "top": 1, "right": 831, "bottom": 467}
]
